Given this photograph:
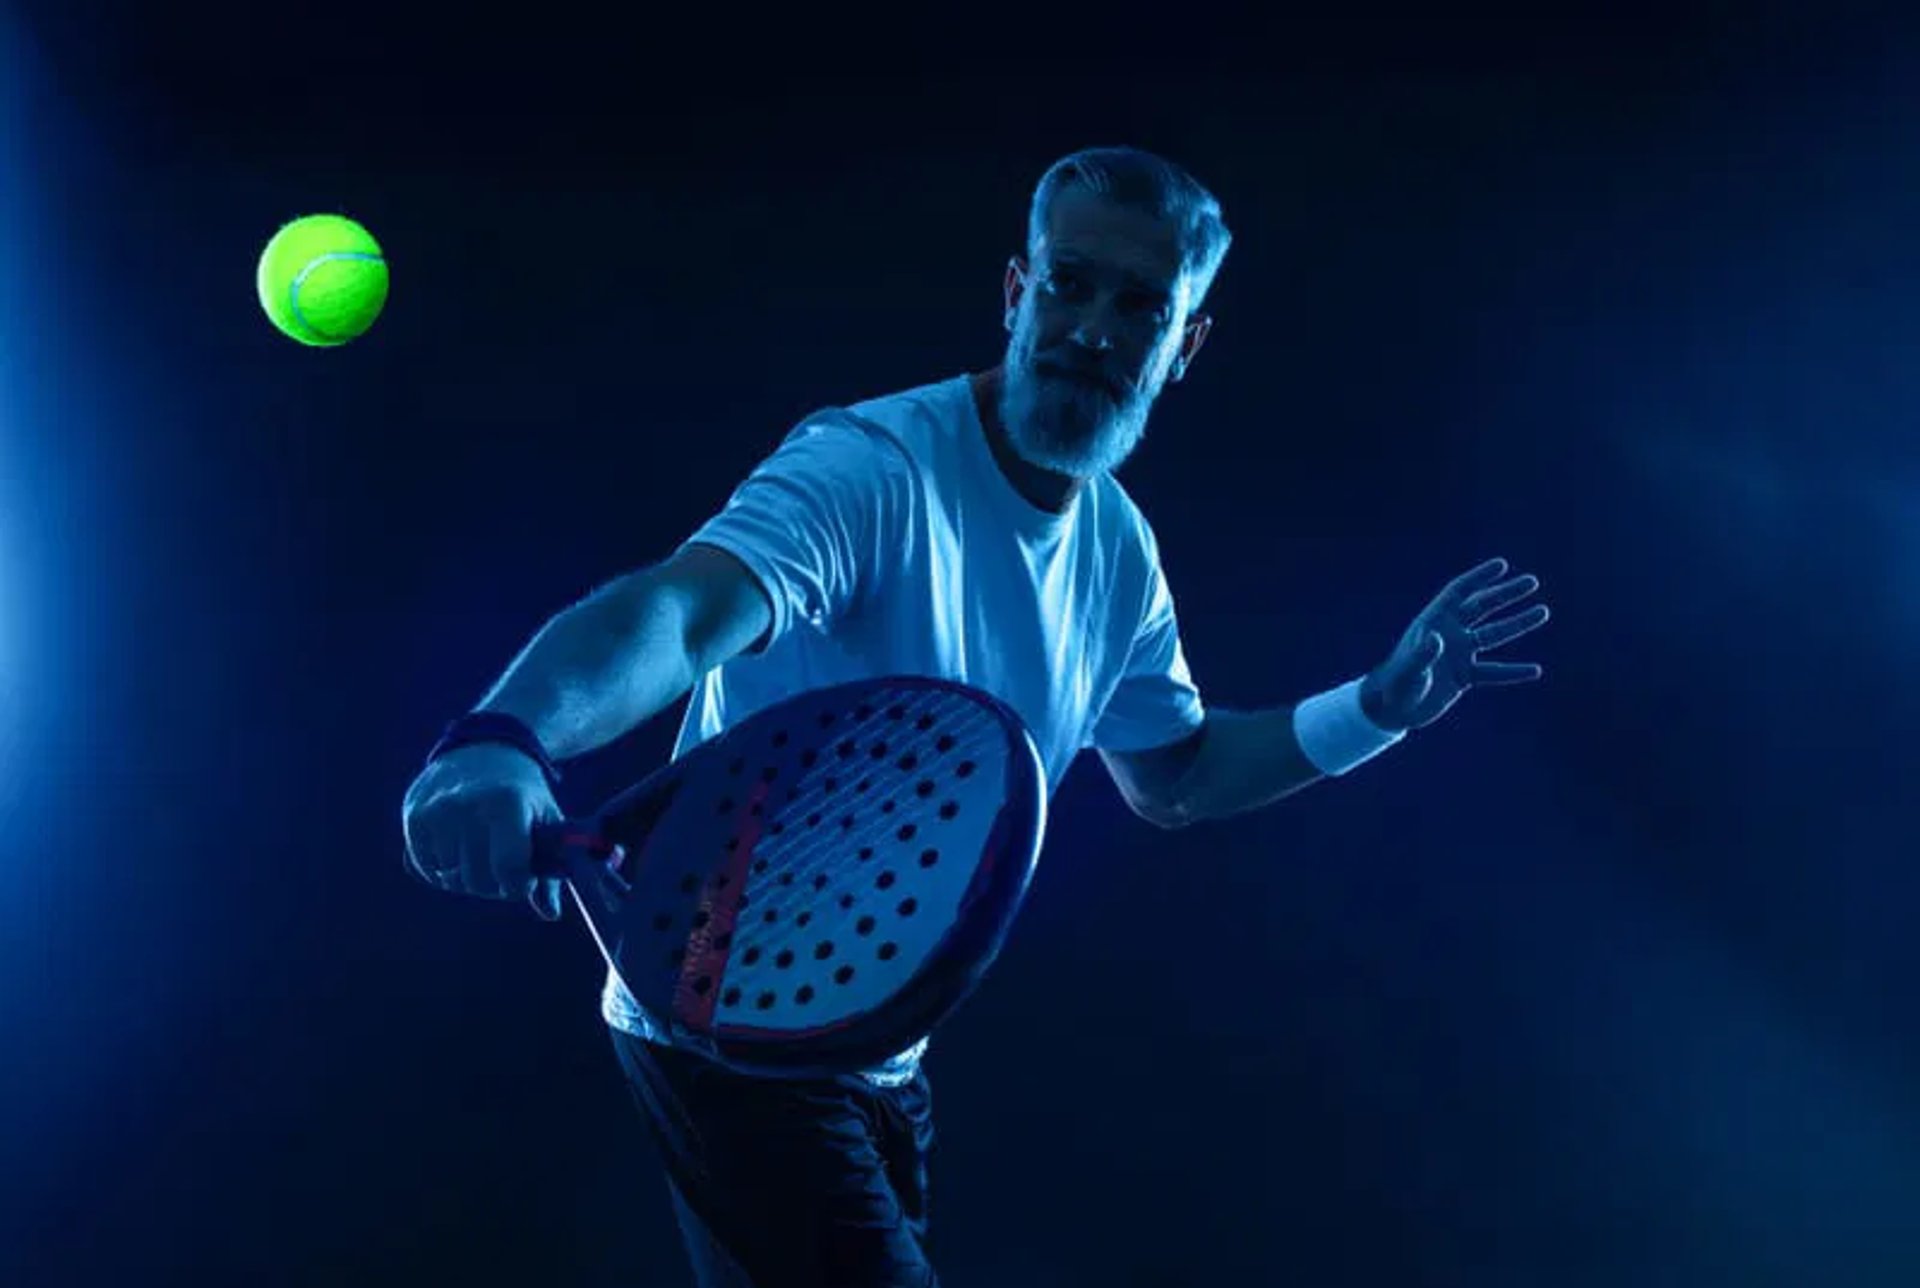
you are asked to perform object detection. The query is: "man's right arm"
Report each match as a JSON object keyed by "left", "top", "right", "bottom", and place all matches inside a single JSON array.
[
  {"left": 455, "top": 411, "right": 909, "bottom": 763},
  {"left": 406, "top": 414, "right": 905, "bottom": 910},
  {"left": 468, "top": 542, "right": 772, "bottom": 759}
]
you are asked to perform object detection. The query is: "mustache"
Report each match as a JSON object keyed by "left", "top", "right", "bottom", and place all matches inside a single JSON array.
[{"left": 1034, "top": 356, "right": 1122, "bottom": 397}]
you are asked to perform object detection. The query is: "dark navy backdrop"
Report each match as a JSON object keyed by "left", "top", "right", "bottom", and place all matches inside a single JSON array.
[{"left": 5, "top": 7, "right": 1920, "bottom": 1285}]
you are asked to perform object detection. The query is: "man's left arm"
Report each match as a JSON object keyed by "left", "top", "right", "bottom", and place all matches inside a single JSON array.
[{"left": 1102, "top": 556, "right": 1551, "bottom": 829}]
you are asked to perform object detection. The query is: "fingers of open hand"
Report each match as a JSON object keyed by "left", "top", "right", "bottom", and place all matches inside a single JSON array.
[
  {"left": 1471, "top": 659, "right": 1544, "bottom": 685},
  {"left": 1470, "top": 602, "right": 1550, "bottom": 651},
  {"left": 1438, "top": 564, "right": 1549, "bottom": 669},
  {"left": 1435, "top": 557, "right": 1511, "bottom": 611},
  {"left": 1387, "top": 560, "right": 1550, "bottom": 713},
  {"left": 1459, "top": 572, "right": 1541, "bottom": 624}
]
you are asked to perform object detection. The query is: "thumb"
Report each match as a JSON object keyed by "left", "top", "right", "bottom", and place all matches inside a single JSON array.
[
  {"left": 529, "top": 876, "right": 564, "bottom": 923},
  {"left": 1411, "top": 629, "right": 1445, "bottom": 669}
]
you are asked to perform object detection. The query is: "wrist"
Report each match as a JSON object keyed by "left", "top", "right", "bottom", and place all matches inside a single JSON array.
[
  {"left": 426, "top": 710, "right": 565, "bottom": 792},
  {"left": 1357, "top": 670, "right": 1407, "bottom": 733},
  {"left": 1292, "top": 677, "right": 1406, "bottom": 777}
]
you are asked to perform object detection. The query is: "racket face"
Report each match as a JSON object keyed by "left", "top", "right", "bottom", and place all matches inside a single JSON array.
[{"left": 589, "top": 676, "right": 1045, "bottom": 1074}]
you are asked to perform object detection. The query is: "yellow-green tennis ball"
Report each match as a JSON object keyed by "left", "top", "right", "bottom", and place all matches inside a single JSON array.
[{"left": 256, "top": 214, "right": 389, "bottom": 347}]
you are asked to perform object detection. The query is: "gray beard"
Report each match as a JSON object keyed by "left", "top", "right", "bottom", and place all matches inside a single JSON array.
[{"left": 999, "top": 369, "right": 1150, "bottom": 478}]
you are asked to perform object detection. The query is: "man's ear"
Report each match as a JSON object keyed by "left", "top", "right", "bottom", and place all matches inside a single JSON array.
[
  {"left": 1170, "top": 312, "right": 1213, "bottom": 382},
  {"left": 1003, "top": 256, "right": 1030, "bottom": 332}
]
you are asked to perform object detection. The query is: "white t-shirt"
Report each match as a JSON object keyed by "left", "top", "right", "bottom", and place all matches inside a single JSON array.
[{"left": 602, "top": 373, "right": 1206, "bottom": 1082}]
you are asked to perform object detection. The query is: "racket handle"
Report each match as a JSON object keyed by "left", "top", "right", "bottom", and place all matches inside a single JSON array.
[{"left": 529, "top": 820, "right": 619, "bottom": 879}]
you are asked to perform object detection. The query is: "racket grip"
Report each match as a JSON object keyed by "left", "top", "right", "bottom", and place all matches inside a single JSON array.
[{"left": 529, "top": 820, "right": 618, "bottom": 879}]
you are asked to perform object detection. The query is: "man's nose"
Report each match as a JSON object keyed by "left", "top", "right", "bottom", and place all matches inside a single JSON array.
[{"left": 1068, "top": 314, "right": 1116, "bottom": 352}]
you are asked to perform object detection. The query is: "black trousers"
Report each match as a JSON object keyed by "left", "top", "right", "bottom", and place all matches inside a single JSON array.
[{"left": 609, "top": 1027, "right": 939, "bottom": 1287}]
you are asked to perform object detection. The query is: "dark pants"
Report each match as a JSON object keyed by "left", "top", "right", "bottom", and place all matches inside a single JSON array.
[{"left": 609, "top": 1027, "right": 939, "bottom": 1287}]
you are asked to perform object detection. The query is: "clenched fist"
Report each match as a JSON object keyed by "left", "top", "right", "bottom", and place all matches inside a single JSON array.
[{"left": 401, "top": 743, "right": 566, "bottom": 921}]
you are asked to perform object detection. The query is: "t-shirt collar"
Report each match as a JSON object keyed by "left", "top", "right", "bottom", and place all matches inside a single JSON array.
[{"left": 958, "top": 373, "right": 1080, "bottom": 537}]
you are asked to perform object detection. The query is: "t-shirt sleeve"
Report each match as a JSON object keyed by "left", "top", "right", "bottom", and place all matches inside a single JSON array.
[
  {"left": 1089, "top": 532, "right": 1207, "bottom": 753},
  {"left": 678, "top": 414, "right": 910, "bottom": 651}
]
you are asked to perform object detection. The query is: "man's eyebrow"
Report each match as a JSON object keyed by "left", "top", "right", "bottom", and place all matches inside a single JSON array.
[{"left": 1049, "top": 251, "right": 1173, "bottom": 295}]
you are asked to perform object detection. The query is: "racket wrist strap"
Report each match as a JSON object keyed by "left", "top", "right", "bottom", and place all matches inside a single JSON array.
[
  {"left": 1292, "top": 678, "right": 1405, "bottom": 777},
  {"left": 426, "top": 710, "right": 564, "bottom": 791}
]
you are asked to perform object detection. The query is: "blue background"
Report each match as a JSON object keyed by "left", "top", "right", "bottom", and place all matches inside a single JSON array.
[{"left": 5, "top": 7, "right": 1920, "bottom": 1285}]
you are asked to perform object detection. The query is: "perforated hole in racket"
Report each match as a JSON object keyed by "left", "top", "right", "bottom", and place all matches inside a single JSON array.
[{"left": 704, "top": 685, "right": 1019, "bottom": 1031}]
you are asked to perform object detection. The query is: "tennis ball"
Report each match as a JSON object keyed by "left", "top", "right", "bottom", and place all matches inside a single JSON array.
[{"left": 255, "top": 213, "right": 389, "bottom": 346}]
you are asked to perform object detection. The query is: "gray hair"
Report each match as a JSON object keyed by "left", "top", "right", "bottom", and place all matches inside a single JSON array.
[{"left": 1026, "top": 146, "right": 1233, "bottom": 309}]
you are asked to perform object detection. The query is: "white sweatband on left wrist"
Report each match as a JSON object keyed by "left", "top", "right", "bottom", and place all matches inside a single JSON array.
[{"left": 1292, "top": 677, "right": 1406, "bottom": 777}]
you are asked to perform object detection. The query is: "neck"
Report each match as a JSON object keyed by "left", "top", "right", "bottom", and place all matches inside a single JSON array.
[{"left": 969, "top": 367, "right": 1083, "bottom": 514}]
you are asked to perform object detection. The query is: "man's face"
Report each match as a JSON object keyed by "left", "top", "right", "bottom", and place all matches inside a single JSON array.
[{"left": 999, "top": 188, "right": 1211, "bottom": 478}]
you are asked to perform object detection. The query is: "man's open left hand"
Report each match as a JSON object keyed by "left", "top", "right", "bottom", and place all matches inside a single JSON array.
[{"left": 1359, "top": 557, "right": 1550, "bottom": 733}]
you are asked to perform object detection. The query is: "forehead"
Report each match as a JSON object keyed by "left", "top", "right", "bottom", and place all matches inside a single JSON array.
[{"left": 1035, "top": 187, "right": 1184, "bottom": 290}]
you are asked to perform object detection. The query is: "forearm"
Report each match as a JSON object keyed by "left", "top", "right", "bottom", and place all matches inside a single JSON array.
[
  {"left": 1167, "top": 706, "right": 1326, "bottom": 824},
  {"left": 1167, "top": 679, "right": 1405, "bottom": 825},
  {"left": 471, "top": 568, "right": 705, "bottom": 760}
]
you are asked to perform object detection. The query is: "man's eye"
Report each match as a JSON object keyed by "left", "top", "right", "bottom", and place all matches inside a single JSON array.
[{"left": 1043, "top": 271, "right": 1084, "bottom": 295}]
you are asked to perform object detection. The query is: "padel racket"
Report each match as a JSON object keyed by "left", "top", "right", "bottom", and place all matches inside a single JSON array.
[{"left": 530, "top": 675, "right": 1047, "bottom": 1078}]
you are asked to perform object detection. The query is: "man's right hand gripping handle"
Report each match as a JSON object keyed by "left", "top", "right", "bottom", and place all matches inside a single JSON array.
[{"left": 402, "top": 741, "right": 568, "bottom": 921}]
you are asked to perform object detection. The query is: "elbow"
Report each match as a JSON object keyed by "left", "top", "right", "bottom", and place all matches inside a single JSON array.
[
  {"left": 646, "top": 545, "right": 775, "bottom": 675},
  {"left": 1130, "top": 792, "right": 1200, "bottom": 831}
]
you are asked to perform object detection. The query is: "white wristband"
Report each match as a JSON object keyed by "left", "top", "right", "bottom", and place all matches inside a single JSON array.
[{"left": 1292, "top": 678, "right": 1406, "bottom": 777}]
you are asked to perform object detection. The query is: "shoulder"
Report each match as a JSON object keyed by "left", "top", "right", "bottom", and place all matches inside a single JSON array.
[
  {"left": 767, "top": 374, "right": 973, "bottom": 469},
  {"left": 1086, "top": 470, "right": 1168, "bottom": 569},
  {"left": 838, "top": 374, "right": 974, "bottom": 464},
  {"left": 748, "top": 400, "right": 924, "bottom": 502}
]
